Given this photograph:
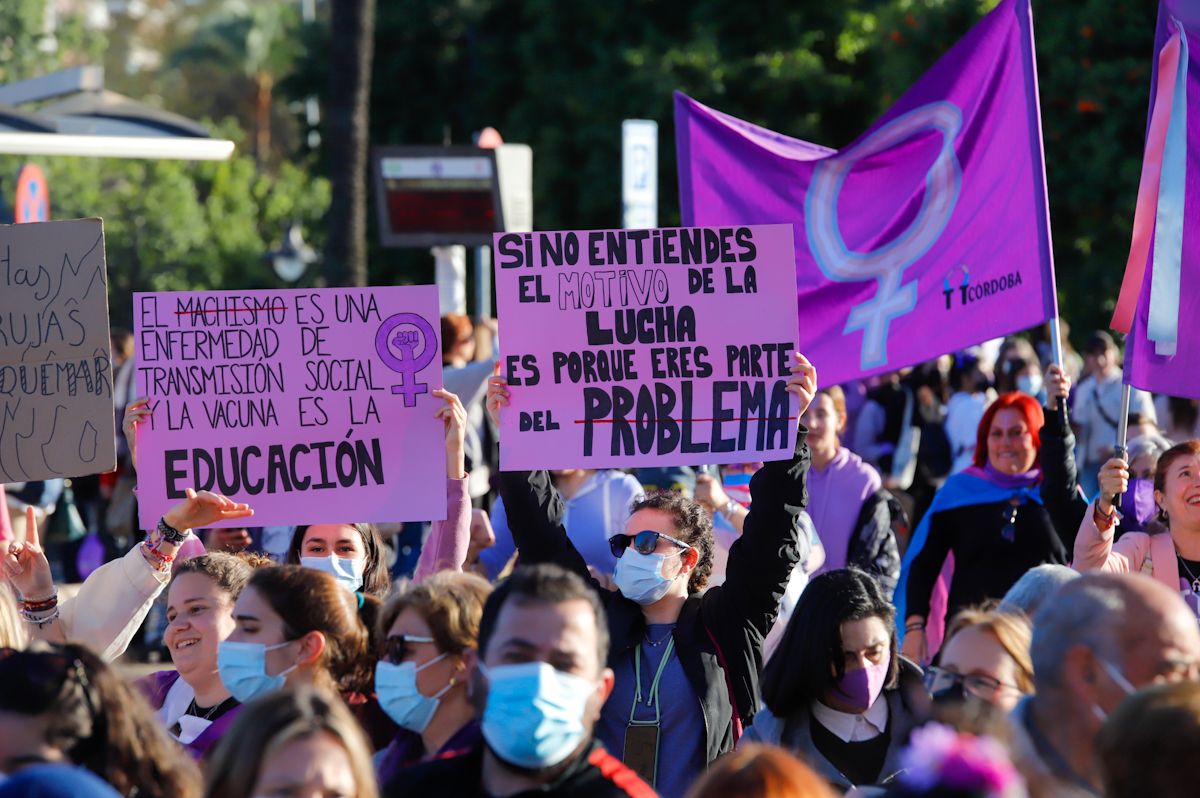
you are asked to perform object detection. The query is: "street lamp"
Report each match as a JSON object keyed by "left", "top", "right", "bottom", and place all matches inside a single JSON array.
[{"left": 268, "top": 221, "right": 317, "bottom": 282}]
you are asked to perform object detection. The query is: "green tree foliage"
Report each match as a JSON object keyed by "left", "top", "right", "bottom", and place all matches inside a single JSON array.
[
  {"left": 0, "top": 0, "right": 330, "bottom": 324},
  {"left": 348, "top": 0, "right": 1159, "bottom": 336},
  {"left": 0, "top": 124, "right": 331, "bottom": 326}
]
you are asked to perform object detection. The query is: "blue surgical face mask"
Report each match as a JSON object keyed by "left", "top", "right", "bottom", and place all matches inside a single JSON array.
[
  {"left": 479, "top": 661, "right": 593, "bottom": 770},
  {"left": 300, "top": 555, "right": 365, "bottom": 594},
  {"left": 375, "top": 653, "right": 451, "bottom": 733},
  {"left": 612, "top": 549, "right": 680, "bottom": 605},
  {"left": 1017, "top": 373, "right": 1043, "bottom": 398},
  {"left": 217, "top": 640, "right": 297, "bottom": 703}
]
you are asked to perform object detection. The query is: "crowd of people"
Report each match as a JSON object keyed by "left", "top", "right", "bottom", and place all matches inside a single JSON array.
[{"left": 1, "top": 312, "right": 1200, "bottom": 798}]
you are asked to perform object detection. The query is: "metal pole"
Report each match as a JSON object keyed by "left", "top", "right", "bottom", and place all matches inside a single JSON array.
[
  {"left": 1049, "top": 315, "right": 1069, "bottom": 427},
  {"left": 1111, "top": 383, "right": 1132, "bottom": 513},
  {"left": 475, "top": 245, "right": 492, "bottom": 319}
]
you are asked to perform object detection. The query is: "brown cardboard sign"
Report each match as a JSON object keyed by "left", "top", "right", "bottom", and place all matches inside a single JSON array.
[{"left": 0, "top": 219, "right": 115, "bottom": 483}]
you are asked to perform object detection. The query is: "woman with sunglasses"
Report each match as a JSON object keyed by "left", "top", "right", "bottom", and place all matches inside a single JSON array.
[
  {"left": 925, "top": 608, "right": 1033, "bottom": 712},
  {"left": 373, "top": 571, "right": 491, "bottom": 782},
  {"left": 0, "top": 642, "right": 201, "bottom": 797},
  {"left": 898, "top": 365, "right": 1088, "bottom": 664},
  {"left": 485, "top": 351, "right": 817, "bottom": 798}
]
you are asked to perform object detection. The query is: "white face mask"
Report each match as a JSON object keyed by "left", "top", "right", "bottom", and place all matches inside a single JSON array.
[{"left": 300, "top": 555, "right": 365, "bottom": 593}]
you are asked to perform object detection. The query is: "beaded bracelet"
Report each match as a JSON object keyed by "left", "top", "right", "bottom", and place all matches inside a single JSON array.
[
  {"left": 140, "top": 540, "right": 176, "bottom": 572},
  {"left": 18, "top": 592, "right": 58, "bottom": 613},
  {"left": 20, "top": 606, "right": 60, "bottom": 627}
]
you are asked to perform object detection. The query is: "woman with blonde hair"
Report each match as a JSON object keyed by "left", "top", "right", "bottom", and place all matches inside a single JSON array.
[
  {"left": 686, "top": 743, "right": 835, "bottom": 798},
  {"left": 924, "top": 609, "right": 1034, "bottom": 712},
  {"left": 204, "top": 687, "right": 377, "bottom": 798},
  {"left": 374, "top": 570, "right": 491, "bottom": 783}
]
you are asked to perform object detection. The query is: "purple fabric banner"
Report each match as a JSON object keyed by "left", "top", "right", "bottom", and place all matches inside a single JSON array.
[
  {"left": 676, "top": 0, "right": 1057, "bottom": 386},
  {"left": 1123, "top": 4, "right": 1200, "bottom": 399}
]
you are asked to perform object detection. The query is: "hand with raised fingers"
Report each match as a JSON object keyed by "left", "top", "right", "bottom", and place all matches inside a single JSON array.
[
  {"left": 785, "top": 351, "right": 818, "bottom": 418},
  {"left": 163, "top": 488, "right": 254, "bottom": 534},
  {"left": 3, "top": 507, "right": 54, "bottom": 601},
  {"left": 434, "top": 388, "right": 468, "bottom": 479},
  {"left": 123, "top": 398, "right": 153, "bottom": 471}
]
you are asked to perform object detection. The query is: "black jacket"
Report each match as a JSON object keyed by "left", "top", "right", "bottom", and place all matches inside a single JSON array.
[
  {"left": 385, "top": 741, "right": 657, "bottom": 798},
  {"left": 744, "top": 658, "right": 929, "bottom": 791},
  {"left": 906, "top": 408, "right": 1089, "bottom": 618},
  {"left": 498, "top": 430, "right": 810, "bottom": 764},
  {"left": 847, "top": 489, "right": 904, "bottom": 596}
]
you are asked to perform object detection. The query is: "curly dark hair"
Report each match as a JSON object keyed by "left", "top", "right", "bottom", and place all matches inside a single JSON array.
[
  {"left": 170, "top": 551, "right": 270, "bottom": 601},
  {"left": 0, "top": 643, "right": 201, "bottom": 798},
  {"left": 629, "top": 491, "right": 715, "bottom": 593}
]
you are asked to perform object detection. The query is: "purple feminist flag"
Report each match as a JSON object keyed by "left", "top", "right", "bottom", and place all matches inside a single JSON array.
[
  {"left": 676, "top": 0, "right": 1057, "bottom": 386},
  {"left": 1117, "top": 2, "right": 1200, "bottom": 398}
]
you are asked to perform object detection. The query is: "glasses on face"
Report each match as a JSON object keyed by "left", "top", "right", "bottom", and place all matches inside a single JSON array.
[
  {"left": 381, "top": 634, "right": 437, "bottom": 665},
  {"left": 609, "top": 530, "right": 691, "bottom": 559},
  {"left": 923, "top": 665, "right": 1017, "bottom": 704}
]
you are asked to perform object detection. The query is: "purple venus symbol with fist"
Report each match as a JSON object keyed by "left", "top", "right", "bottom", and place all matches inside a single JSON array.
[{"left": 375, "top": 313, "right": 438, "bottom": 406}]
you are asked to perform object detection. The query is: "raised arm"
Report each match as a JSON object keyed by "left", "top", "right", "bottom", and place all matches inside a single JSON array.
[
  {"left": 413, "top": 390, "right": 473, "bottom": 579},
  {"left": 1039, "top": 364, "right": 1088, "bottom": 550},
  {"left": 4, "top": 491, "right": 251, "bottom": 660},
  {"left": 703, "top": 352, "right": 817, "bottom": 723},
  {"left": 1073, "top": 457, "right": 1137, "bottom": 574},
  {"left": 487, "top": 373, "right": 592, "bottom": 580}
]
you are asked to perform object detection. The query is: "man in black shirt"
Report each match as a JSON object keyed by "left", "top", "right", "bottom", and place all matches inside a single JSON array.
[{"left": 386, "top": 564, "right": 656, "bottom": 798}]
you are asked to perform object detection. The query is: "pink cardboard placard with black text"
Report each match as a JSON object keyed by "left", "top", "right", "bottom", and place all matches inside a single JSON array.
[
  {"left": 133, "top": 286, "right": 445, "bottom": 529},
  {"left": 494, "top": 224, "right": 800, "bottom": 470}
]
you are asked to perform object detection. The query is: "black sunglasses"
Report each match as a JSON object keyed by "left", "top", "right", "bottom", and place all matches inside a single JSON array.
[
  {"left": 609, "top": 530, "right": 691, "bottom": 559},
  {"left": 380, "top": 634, "right": 437, "bottom": 664}
]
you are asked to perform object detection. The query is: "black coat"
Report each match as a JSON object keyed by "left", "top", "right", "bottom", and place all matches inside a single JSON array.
[
  {"left": 905, "top": 409, "right": 1089, "bottom": 619},
  {"left": 498, "top": 430, "right": 811, "bottom": 763}
]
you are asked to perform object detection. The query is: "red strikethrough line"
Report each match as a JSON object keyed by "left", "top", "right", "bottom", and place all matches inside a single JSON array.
[
  {"left": 174, "top": 305, "right": 290, "bottom": 316},
  {"left": 574, "top": 417, "right": 797, "bottom": 424}
]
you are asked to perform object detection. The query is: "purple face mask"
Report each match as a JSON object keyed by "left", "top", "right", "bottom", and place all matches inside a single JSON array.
[
  {"left": 1119, "top": 478, "right": 1157, "bottom": 533},
  {"left": 833, "top": 660, "right": 889, "bottom": 713}
]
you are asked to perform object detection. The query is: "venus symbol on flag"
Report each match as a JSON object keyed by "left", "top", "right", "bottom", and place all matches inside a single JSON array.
[{"left": 806, "top": 102, "right": 963, "bottom": 370}]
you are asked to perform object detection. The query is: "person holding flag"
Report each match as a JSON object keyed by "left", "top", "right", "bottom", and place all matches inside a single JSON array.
[{"left": 898, "top": 365, "right": 1087, "bottom": 662}]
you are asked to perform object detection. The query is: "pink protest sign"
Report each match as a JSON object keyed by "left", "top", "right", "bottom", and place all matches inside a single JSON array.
[
  {"left": 133, "top": 286, "right": 446, "bottom": 529},
  {"left": 494, "top": 224, "right": 800, "bottom": 470}
]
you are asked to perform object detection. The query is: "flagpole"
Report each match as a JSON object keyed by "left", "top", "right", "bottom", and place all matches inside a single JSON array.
[
  {"left": 1112, "top": 383, "right": 1132, "bottom": 512},
  {"left": 1049, "top": 315, "right": 1069, "bottom": 427}
]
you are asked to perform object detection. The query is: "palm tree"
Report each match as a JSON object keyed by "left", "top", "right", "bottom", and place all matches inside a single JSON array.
[
  {"left": 324, "top": 0, "right": 375, "bottom": 287},
  {"left": 168, "top": 2, "right": 294, "bottom": 166}
]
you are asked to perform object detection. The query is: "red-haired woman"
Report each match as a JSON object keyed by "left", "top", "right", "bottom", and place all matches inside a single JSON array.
[{"left": 898, "top": 365, "right": 1088, "bottom": 663}]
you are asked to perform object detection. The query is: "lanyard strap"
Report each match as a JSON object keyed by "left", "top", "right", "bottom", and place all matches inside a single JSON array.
[{"left": 631, "top": 637, "right": 676, "bottom": 724}]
